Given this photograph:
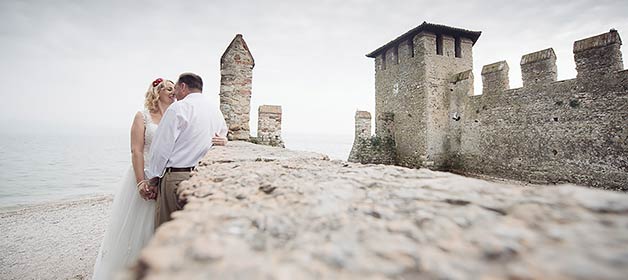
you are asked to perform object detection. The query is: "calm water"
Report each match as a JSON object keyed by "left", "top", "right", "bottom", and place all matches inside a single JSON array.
[{"left": 0, "top": 131, "right": 353, "bottom": 208}]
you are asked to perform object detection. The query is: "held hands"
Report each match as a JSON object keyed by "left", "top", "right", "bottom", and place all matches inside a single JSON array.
[
  {"left": 137, "top": 179, "right": 159, "bottom": 200},
  {"left": 212, "top": 133, "right": 228, "bottom": 146}
]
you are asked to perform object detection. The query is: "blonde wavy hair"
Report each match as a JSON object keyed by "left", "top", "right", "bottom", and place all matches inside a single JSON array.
[{"left": 144, "top": 79, "right": 174, "bottom": 112}]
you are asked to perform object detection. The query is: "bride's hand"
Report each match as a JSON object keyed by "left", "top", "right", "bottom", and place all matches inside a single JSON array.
[{"left": 137, "top": 181, "right": 151, "bottom": 200}]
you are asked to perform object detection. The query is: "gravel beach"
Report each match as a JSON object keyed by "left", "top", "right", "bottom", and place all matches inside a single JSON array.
[{"left": 0, "top": 196, "right": 112, "bottom": 280}]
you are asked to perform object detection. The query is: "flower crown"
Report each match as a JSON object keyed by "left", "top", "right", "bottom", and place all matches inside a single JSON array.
[{"left": 152, "top": 78, "right": 164, "bottom": 87}]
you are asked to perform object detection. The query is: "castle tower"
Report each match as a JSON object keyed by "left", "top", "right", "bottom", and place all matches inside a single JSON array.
[
  {"left": 220, "top": 34, "right": 254, "bottom": 141},
  {"left": 365, "top": 22, "right": 481, "bottom": 169}
]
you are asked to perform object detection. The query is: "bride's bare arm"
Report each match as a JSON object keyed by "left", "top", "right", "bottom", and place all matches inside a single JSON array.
[{"left": 130, "top": 112, "right": 146, "bottom": 184}]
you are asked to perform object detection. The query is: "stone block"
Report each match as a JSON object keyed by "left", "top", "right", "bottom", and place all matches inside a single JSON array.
[
  {"left": 573, "top": 30, "right": 623, "bottom": 79},
  {"left": 481, "top": 61, "right": 510, "bottom": 94},
  {"left": 520, "top": 48, "right": 557, "bottom": 87}
]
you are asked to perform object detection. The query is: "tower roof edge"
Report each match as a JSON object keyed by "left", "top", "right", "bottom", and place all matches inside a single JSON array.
[{"left": 366, "top": 22, "right": 482, "bottom": 58}]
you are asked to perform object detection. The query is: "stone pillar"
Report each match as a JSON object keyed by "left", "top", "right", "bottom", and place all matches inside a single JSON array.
[
  {"left": 348, "top": 111, "right": 372, "bottom": 163},
  {"left": 574, "top": 30, "right": 623, "bottom": 80},
  {"left": 354, "top": 111, "right": 372, "bottom": 140},
  {"left": 481, "top": 61, "right": 509, "bottom": 94},
  {"left": 520, "top": 48, "right": 557, "bottom": 87},
  {"left": 220, "top": 34, "right": 254, "bottom": 141},
  {"left": 257, "top": 105, "right": 284, "bottom": 148}
]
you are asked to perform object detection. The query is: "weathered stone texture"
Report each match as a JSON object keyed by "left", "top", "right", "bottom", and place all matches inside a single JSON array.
[
  {"left": 452, "top": 30, "right": 627, "bottom": 191},
  {"left": 574, "top": 30, "right": 623, "bottom": 79},
  {"left": 481, "top": 60, "right": 510, "bottom": 94},
  {"left": 369, "top": 27, "right": 475, "bottom": 169},
  {"left": 349, "top": 111, "right": 396, "bottom": 164},
  {"left": 354, "top": 24, "right": 628, "bottom": 191},
  {"left": 257, "top": 105, "right": 284, "bottom": 148},
  {"left": 220, "top": 34, "right": 254, "bottom": 141},
  {"left": 520, "top": 48, "right": 557, "bottom": 87},
  {"left": 130, "top": 142, "right": 628, "bottom": 279}
]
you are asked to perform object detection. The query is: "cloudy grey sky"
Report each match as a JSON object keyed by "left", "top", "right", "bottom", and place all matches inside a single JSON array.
[{"left": 1, "top": 0, "right": 626, "bottom": 136}]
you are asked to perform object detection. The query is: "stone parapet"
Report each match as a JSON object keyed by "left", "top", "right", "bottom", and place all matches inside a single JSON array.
[
  {"left": 256, "top": 105, "right": 283, "bottom": 148},
  {"left": 129, "top": 141, "right": 628, "bottom": 280},
  {"left": 520, "top": 48, "right": 557, "bottom": 87},
  {"left": 353, "top": 110, "right": 371, "bottom": 140},
  {"left": 481, "top": 61, "right": 510, "bottom": 94},
  {"left": 573, "top": 30, "right": 622, "bottom": 52},
  {"left": 574, "top": 30, "right": 623, "bottom": 79},
  {"left": 450, "top": 69, "right": 473, "bottom": 83}
]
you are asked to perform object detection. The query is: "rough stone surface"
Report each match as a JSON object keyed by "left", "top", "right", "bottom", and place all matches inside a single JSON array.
[
  {"left": 451, "top": 30, "right": 627, "bottom": 191},
  {"left": 220, "top": 34, "right": 254, "bottom": 141},
  {"left": 352, "top": 25, "right": 628, "bottom": 190},
  {"left": 520, "top": 48, "right": 557, "bottom": 87},
  {"left": 349, "top": 111, "right": 396, "bottom": 165},
  {"left": 370, "top": 26, "right": 475, "bottom": 169},
  {"left": 256, "top": 105, "right": 284, "bottom": 148},
  {"left": 129, "top": 142, "right": 628, "bottom": 280},
  {"left": 481, "top": 60, "right": 510, "bottom": 94}
]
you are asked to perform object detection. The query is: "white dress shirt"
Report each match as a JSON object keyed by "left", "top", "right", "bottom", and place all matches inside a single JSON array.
[{"left": 146, "top": 92, "right": 228, "bottom": 178}]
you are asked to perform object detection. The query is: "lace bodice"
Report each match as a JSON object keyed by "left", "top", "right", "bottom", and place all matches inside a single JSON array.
[{"left": 142, "top": 110, "right": 158, "bottom": 163}]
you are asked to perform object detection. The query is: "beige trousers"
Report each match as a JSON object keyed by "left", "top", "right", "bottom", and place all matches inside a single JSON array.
[{"left": 154, "top": 171, "right": 191, "bottom": 229}]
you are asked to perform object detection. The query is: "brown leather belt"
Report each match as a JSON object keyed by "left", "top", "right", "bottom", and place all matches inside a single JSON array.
[{"left": 165, "top": 167, "right": 194, "bottom": 173}]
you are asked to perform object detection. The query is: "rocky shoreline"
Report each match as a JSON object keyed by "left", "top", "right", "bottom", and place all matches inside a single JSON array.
[
  {"left": 0, "top": 195, "right": 112, "bottom": 280},
  {"left": 128, "top": 141, "right": 628, "bottom": 279}
]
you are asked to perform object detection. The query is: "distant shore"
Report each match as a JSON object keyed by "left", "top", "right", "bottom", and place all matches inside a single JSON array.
[{"left": 0, "top": 195, "right": 112, "bottom": 280}]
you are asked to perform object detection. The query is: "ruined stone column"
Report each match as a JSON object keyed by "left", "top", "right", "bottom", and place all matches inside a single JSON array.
[
  {"left": 220, "top": 34, "right": 254, "bottom": 141},
  {"left": 257, "top": 105, "right": 284, "bottom": 148}
]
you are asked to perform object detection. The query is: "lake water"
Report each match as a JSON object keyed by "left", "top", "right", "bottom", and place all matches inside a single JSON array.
[{"left": 0, "top": 131, "right": 354, "bottom": 208}]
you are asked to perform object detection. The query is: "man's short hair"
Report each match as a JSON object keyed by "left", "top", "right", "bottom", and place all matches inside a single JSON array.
[{"left": 177, "top": 72, "right": 203, "bottom": 92}]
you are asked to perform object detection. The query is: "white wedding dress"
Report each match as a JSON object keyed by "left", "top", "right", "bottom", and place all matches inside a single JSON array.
[{"left": 92, "top": 110, "right": 157, "bottom": 280}]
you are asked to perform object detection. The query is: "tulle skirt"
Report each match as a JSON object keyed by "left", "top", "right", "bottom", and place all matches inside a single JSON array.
[{"left": 92, "top": 167, "right": 155, "bottom": 280}]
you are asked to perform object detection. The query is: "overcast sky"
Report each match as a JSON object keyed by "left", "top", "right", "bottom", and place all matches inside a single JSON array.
[{"left": 1, "top": 0, "right": 626, "bottom": 137}]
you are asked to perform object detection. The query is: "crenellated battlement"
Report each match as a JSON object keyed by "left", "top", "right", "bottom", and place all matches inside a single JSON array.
[
  {"left": 352, "top": 24, "right": 628, "bottom": 190},
  {"left": 481, "top": 61, "right": 510, "bottom": 94},
  {"left": 370, "top": 22, "right": 480, "bottom": 75},
  {"left": 472, "top": 30, "right": 624, "bottom": 95},
  {"left": 574, "top": 30, "right": 623, "bottom": 80},
  {"left": 520, "top": 48, "right": 557, "bottom": 87}
]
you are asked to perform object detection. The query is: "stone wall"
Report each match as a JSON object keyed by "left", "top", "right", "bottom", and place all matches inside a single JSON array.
[
  {"left": 256, "top": 105, "right": 284, "bottom": 148},
  {"left": 353, "top": 26, "right": 627, "bottom": 191},
  {"left": 220, "top": 34, "right": 254, "bottom": 141},
  {"left": 348, "top": 111, "right": 396, "bottom": 164},
  {"left": 370, "top": 30, "right": 475, "bottom": 168},
  {"left": 450, "top": 30, "right": 627, "bottom": 191},
  {"left": 128, "top": 142, "right": 628, "bottom": 279}
]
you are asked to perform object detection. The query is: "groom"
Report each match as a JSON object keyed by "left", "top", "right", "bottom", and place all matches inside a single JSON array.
[{"left": 141, "top": 72, "right": 228, "bottom": 228}]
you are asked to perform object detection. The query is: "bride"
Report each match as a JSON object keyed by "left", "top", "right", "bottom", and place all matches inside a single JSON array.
[{"left": 92, "top": 78, "right": 176, "bottom": 279}]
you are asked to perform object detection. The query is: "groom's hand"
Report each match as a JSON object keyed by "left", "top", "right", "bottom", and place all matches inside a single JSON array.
[
  {"left": 145, "top": 177, "right": 160, "bottom": 200},
  {"left": 212, "top": 133, "right": 228, "bottom": 146}
]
